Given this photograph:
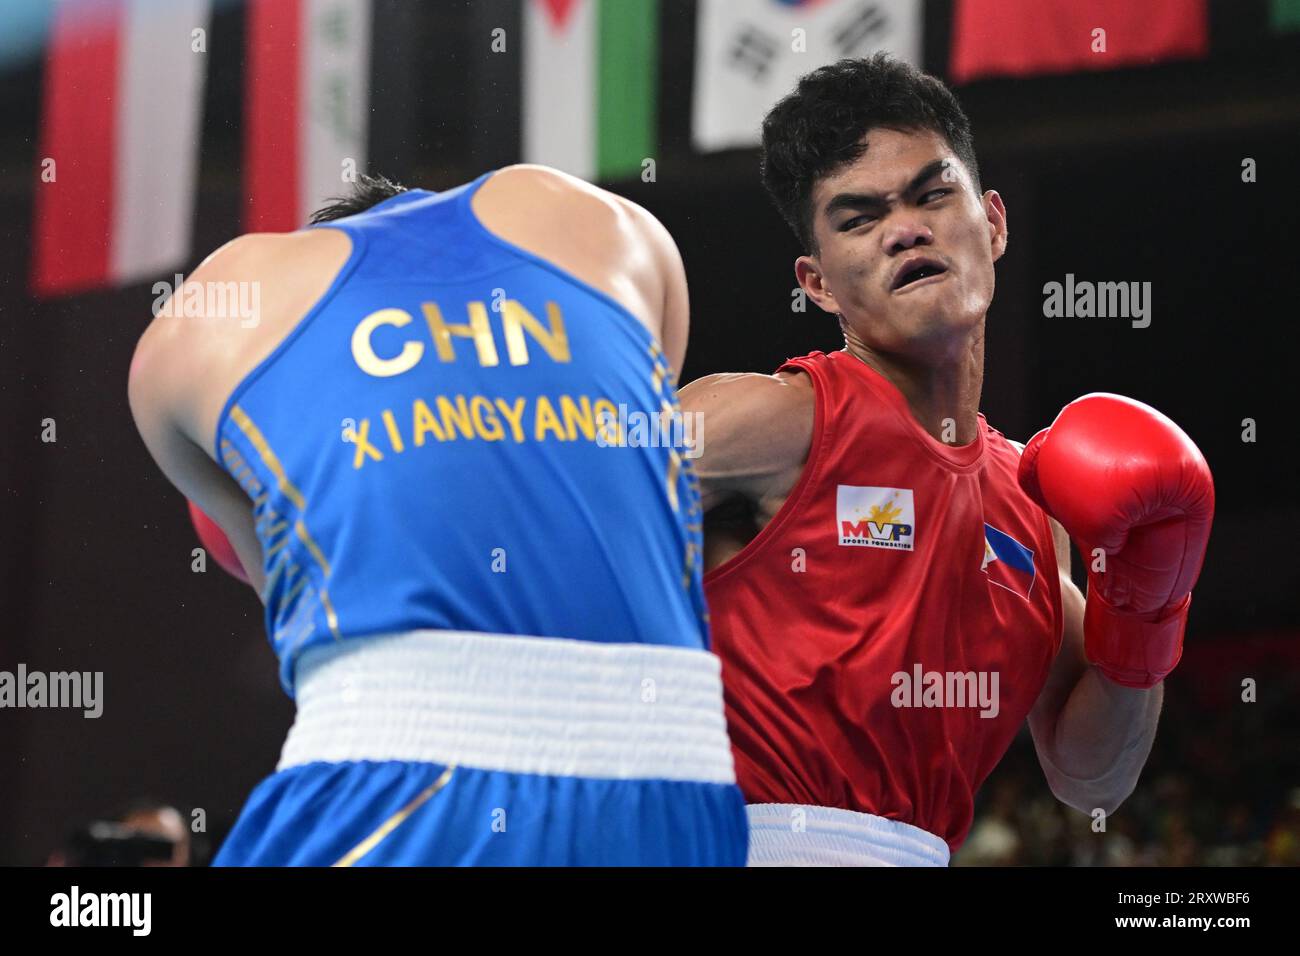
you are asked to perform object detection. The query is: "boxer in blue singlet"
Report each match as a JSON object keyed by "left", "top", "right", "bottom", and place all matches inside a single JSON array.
[{"left": 128, "top": 165, "right": 747, "bottom": 866}]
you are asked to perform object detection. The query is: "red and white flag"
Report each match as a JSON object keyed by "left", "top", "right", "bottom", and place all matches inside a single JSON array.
[
  {"left": 31, "top": 0, "right": 212, "bottom": 297},
  {"left": 244, "top": 0, "right": 373, "bottom": 232}
]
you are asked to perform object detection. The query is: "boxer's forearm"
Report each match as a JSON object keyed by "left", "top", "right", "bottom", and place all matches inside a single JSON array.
[{"left": 1040, "top": 668, "right": 1162, "bottom": 814}]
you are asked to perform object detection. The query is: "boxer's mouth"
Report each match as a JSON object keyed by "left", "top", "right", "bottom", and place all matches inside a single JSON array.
[{"left": 891, "top": 256, "right": 948, "bottom": 292}]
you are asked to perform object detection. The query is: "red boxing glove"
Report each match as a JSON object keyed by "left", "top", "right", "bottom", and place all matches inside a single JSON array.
[
  {"left": 187, "top": 500, "right": 250, "bottom": 584},
  {"left": 1018, "top": 394, "right": 1214, "bottom": 688}
]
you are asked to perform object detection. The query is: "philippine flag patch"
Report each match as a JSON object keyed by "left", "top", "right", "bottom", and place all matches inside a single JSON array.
[{"left": 982, "top": 523, "right": 1036, "bottom": 599}]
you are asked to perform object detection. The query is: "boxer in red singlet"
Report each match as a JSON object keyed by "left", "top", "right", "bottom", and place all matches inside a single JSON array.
[{"left": 681, "top": 55, "right": 1214, "bottom": 865}]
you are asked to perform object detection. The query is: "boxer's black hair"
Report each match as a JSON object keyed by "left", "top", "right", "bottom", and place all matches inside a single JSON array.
[
  {"left": 761, "top": 54, "right": 981, "bottom": 253},
  {"left": 309, "top": 173, "right": 409, "bottom": 224}
]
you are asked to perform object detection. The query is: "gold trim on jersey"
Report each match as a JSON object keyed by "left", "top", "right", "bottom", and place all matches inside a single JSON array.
[
  {"left": 228, "top": 405, "right": 306, "bottom": 510},
  {"left": 229, "top": 403, "right": 341, "bottom": 640}
]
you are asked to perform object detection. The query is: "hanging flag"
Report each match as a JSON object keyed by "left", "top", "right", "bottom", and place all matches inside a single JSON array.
[
  {"left": 949, "top": 0, "right": 1209, "bottom": 85},
  {"left": 692, "top": 0, "right": 922, "bottom": 153},
  {"left": 31, "top": 0, "right": 211, "bottom": 297},
  {"left": 1272, "top": 0, "right": 1300, "bottom": 32},
  {"left": 244, "top": 0, "right": 373, "bottom": 232},
  {"left": 522, "top": 0, "right": 658, "bottom": 181}
]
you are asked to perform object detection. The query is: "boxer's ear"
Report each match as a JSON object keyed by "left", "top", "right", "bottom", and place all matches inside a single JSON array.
[
  {"left": 795, "top": 256, "right": 837, "bottom": 316},
  {"left": 984, "top": 190, "right": 1008, "bottom": 261}
]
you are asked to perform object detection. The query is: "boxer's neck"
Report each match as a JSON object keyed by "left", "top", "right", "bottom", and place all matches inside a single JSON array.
[{"left": 843, "top": 323, "right": 985, "bottom": 447}]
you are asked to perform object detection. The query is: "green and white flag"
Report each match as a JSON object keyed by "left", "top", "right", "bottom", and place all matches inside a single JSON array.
[{"left": 523, "top": 0, "right": 658, "bottom": 181}]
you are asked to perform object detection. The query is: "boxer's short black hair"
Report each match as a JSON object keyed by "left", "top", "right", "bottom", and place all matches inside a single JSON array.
[
  {"left": 761, "top": 54, "right": 980, "bottom": 252},
  {"left": 309, "top": 173, "right": 409, "bottom": 224}
]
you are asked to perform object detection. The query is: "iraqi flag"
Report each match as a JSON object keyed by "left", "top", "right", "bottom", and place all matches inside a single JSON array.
[
  {"left": 31, "top": 0, "right": 212, "bottom": 297},
  {"left": 522, "top": 0, "right": 658, "bottom": 182},
  {"left": 982, "top": 523, "right": 1037, "bottom": 600},
  {"left": 692, "top": 0, "right": 923, "bottom": 153},
  {"left": 244, "top": 0, "right": 373, "bottom": 232},
  {"left": 949, "top": 0, "right": 1209, "bottom": 85}
]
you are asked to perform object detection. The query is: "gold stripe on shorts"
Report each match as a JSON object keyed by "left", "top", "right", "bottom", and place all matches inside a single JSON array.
[{"left": 332, "top": 765, "right": 457, "bottom": 867}]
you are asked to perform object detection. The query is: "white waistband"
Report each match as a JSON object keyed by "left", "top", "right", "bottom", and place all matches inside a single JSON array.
[
  {"left": 746, "top": 804, "right": 950, "bottom": 867},
  {"left": 278, "top": 629, "right": 737, "bottom": 784}
]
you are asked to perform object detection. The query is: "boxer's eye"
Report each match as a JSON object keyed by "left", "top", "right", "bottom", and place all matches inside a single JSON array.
[
  {"left": 919, "top": 189, "right": 951, "bottom": 204},
  {"left": 840, "top": 214, "right": 875, "bottom": 231}
]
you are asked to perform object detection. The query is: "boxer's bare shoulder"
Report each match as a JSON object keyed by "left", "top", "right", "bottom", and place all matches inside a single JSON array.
[
  {"left": 131, "top": 229, "right": 352, "bottom": 451},
  {"left": 128, "top": 230, "right": 344, "bottom": 592},
  {"left": 679, "top": 370, "right": 814, "bottom": 514},
  {"left": 473, "top": 164, "right": 689, "bottom": 372}
]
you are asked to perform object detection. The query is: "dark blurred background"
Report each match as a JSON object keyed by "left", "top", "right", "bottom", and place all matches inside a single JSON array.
[{"left": 1, "top": 0, "right": 1296, "bottom": 865}]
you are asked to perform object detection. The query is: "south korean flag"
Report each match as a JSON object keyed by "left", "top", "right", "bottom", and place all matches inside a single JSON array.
[{"left": 691, "top": 0, "right": 922, "bottom": 153}]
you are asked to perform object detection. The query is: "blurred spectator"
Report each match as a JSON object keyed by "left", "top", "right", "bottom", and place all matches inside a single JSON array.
[
  {"left": 46, "top": 799, "right": 191, "bottom": 867},
  {"left": 956, "top": 648, "right": 1299, "bottom": 867},
  {"left": 119, "top": 802, "right": 190, "bottom": 867},
  {"left": 1265, "top": 789, "right": 1300, "bottom": 866}
]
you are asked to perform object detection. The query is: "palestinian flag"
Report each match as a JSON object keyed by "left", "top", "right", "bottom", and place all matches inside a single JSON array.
[{"left": 522, "top": 0, "right": 658, "bottom": 181}]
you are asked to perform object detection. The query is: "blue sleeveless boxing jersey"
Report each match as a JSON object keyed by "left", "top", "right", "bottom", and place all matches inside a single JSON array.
[{"left": 214, "top": 172, "right": 708, "bottom": 693}]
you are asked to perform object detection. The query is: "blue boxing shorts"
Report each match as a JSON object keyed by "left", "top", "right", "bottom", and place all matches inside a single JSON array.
[{"left": 213, "top": 630, "right": 749, "bottom": 866}]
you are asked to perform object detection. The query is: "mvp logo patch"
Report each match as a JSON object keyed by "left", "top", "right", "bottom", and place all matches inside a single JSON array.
[{"left": 837, "top": 485, "right": 915, "bottom": 551}]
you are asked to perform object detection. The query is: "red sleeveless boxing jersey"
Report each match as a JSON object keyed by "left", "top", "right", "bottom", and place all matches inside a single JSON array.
[{"left": 704, "top": 350, "right": 1063, "bottom": 852}]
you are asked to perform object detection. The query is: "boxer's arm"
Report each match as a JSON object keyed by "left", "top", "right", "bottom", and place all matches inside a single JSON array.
[
  {"left": 678, "top": 371, "right": 813, "bottom": 512},
  {"left": 129, "top": 352, "right": 266, "bottom": 593},
  {"left": 628, "top": 200, "right": 690, "bottom": 377},
  {"left": 127, "top": 239, "right": 269, "bottom": 592},
  {"left": 1027, "top": 519, "right": 1162, "bottom": 815}
]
